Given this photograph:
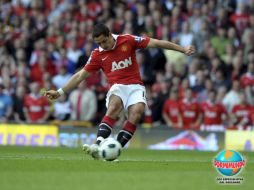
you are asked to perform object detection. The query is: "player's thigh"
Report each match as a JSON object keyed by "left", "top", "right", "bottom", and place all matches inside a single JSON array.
[
  {"left": 127, "top": 102, "right": 145, "bottom": 122},
  {"left": 106, "top": 95, "right": 124, "bottom": 117}
]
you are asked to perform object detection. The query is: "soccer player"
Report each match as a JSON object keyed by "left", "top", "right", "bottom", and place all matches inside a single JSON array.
[
  {"left": 179, "top": 88, "right": 201, "bottom": 129},
  {"left": 162, "top": 88, "right": 181, "bottom": 128},
  {"left": 201, "top": 90, "right": 228, "bottom": 126},
  {"left": 230, "top": 92, "right": 253, "bottom": 129},
  {"left": 45, "top": 23, "right": 195, "bottom": 158}
]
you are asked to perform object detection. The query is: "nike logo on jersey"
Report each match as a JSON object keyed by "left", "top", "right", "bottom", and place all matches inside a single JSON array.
[
  {"left": 111, "top": 57, "right": 132, "bottom": 72},
  {"left": 102, "top": 56, "right": 108, "bottom": 61}
]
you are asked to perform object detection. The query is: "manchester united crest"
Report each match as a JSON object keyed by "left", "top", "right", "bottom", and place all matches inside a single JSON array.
[{"left": 121, "top": 45, "right": 128, "bottom": 52}]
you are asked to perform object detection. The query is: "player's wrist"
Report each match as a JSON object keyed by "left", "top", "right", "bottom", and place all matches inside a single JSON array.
[
  {"left": 57, "top": 88, "right": 65, "bottom": 96},
  {"left": 182, "top": 46, "right": 187, "bottom": 53}
]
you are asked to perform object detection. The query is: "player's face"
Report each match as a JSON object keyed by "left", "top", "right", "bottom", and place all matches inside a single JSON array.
[
  {"left": 184, "top": 89, "right": 192, "bottom": 100},
  {"left": 208, "top": 92, "right": 216, "bottom": 102},
  {"left": 239, "top": 93, "right": 246, "bottom": 104},
  {"left": 94, "top": 34, "right": 114, "bottom": 50},
  {"left": 170, "top": 91, "right": 178, "bottom": 100}
]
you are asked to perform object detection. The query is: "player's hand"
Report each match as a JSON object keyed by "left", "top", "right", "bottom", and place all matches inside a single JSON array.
[
  {"left": 183, "top": 45, "right": 196, "bottom": 56},
  {"left": 44, "top": 90, "right": 61, "bottom": 100}
]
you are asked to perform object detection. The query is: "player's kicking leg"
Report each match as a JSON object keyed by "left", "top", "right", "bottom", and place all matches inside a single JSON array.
[
  {"left": 82, "top": 116, "right": 117, "bottom": 159},
  {"left": 83, "top": 95, "right": 123, "bottom": 159},
  {"left": 116, "top": 103, "right": 145, "bottom": 147}
]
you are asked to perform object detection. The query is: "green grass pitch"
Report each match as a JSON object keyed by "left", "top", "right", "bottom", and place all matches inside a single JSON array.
[{"left": 0, "top": 146, "right": 253, "bottom": 190}]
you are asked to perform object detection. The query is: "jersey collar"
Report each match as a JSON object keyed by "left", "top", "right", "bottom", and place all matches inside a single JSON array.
[{"left": 98, "top": 34, "right": 119, "bottom": 52}]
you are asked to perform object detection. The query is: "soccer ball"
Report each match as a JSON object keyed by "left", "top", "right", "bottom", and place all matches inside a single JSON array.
[{"left": 99, "top": 138, "right": 122, "bottom": 161}]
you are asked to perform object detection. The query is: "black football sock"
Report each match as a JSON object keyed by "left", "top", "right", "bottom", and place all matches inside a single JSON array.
[
  {"left": 117, "top": 130, "right": 133, "bottom": 147},
  {"left": 117, "top": 121, "right": 136, "bottom": 147},
  {"left": 96, "top": 116, "right": 117, "bottom": 145},
  {"left": 96, "top": 123, "right": 112, "bottom": 145}
]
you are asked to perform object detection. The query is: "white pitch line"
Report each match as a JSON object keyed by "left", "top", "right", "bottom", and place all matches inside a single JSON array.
[
  {"left": 121, "top": 159, "right": 254, "bottom": 164},
  {"left": 0, "top": 155, "right": 253, "bottom": 163}
]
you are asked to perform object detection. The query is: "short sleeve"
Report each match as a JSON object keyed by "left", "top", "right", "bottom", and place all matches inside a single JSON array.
[
  {"left": 83, "top": 51, "right": 102, "bottom": 73},
  {"left": 129, "top": 35, "right": 150, "bottom": 49}
]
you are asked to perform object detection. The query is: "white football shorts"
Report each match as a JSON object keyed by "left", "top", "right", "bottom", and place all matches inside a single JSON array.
[{"left": 106, "top": 84, "right": 147, "bottom": 110}]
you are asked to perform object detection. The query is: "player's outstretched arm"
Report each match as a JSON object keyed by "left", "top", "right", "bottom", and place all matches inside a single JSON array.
[
  {"left": 147, "top": 38, "right": 196, "bottom": 56},
  {"left": 44, "top": 69, "right": 91, "bottom": 100}
]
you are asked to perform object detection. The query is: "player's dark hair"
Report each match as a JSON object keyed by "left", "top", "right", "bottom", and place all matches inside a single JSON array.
[{"left": 92, "top": 23, "right": 110, "bottom": 38}]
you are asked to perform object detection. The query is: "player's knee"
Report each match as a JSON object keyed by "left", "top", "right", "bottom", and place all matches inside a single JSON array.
[
  {"left": 128, "top": 112, "right": 143, "bottom": 124},
  {"left": 128, "top": 106, "right": 145, "bottom": 123},
  {"left": 107, "top": 104, "right": 122, "bottom": 118}
]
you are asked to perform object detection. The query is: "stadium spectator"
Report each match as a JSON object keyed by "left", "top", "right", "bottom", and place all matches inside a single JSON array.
[
  {"left": 193, "top": 20, "right": 210, "bottom": 53},
  {"left": 217, "top": 87, "right": 228, "bottom": 104},
  {"left": 29, "top": 39, "right": 47, "bottom": 66},
  {"left": 53, "top": 94, "right": 71, "bottom": 121},
  {"left": 213, "top": 69, "right": 231, "bottom": 90},
  {"left": 30, "top": 52, "right": 56, "bottom": 86},
  {"left": 0, "top": 0, "right": 254, "bottom": 131},
  {"left": 178, "top": 78, "right": 191, "bottom": 100},
  {"left": 201, "top": 90, "right": 228, "bottom": 126},
  {"left": 227, "top": 27, "right": 240, "bottom": 47},
  {"left": 242, "top": 29, "right": 254, "bottom": 62},
  {"left": 188, "top": 4, "right": 203, "bottom": 34},
  {"left": 196, "top": 78, "right": 214, "bottom": 103},
  {"left": 12, "top": 85, "right": 26, "bottom": 123},
  {"left": 162, "top": 88, "right": 181, "bottom": 128},
  {"left": 215, "top": 7, "right": 230, "bottom": 28},
  {"left": 231, "top": 54, "right": 245, "bottom": 80},
  {"left": 77, "top": 41, "right": 94, "bottom": 70},
  {"left": 0, "top": 84, "right": 13, "bottom": 122},
  {"left": 229, "top": 3, "right": 250, "bottom": 33},
  {"left": 192, "top": 70, "right": 206, "bottom": 93},
  {"left": 222, "top": 80, "right": 241, "bottom": 111},
  {"left": 187, "top": 58, "right": 199, "bottom": 88},
  {"left": 150, "top": 74, "right": 166, "bottom": 123},
  {"left": 222, "top": 43, "right": 235, "bottom": 65},
  {"left": 23, "top": 82, "right": 50, "bottom": 123},
  {"left": 230, "top": 92, "right": 253, "bottom": 129},
  {"left": 151, "top": 80, "right": 169, "bottom": 124},
  {"left": 240, "top": 62, "right": 254, "bottom": 87},
  {"left": 66, "top": 38, "right": 83, "bottom": 74},
  {"left": 247, "top": 50, "right": 254, "bottom": 65},
  {"left": 142, "top": 47, "right": 167, "bottom": 74},
  {"left": 52, "top": 65, "right": 72, "bottom": 89},
  {"left": 164, "top": 61, "right": 177, "bottom": 82},
  {"left": 179, "top": 88, "right": 202, "bottom": 129},
  {"left": 178, "top": 21, "right": 194, "bottom": 47},
  {"left": 210, "top": 27, "right": 231, "bottom": 58},
  {"left": 69, "top": 82, "right": 97, "bottom": 121}
]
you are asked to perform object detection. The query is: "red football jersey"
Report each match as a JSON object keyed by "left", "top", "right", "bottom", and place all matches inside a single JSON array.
[
  {"left": 163, "top": 99, "right": 180, "bottom": 124},
  {"left": 231, "top": 104, "right": 253, "bottom": 125},
  {"left": 84, "top": 34, "right": 150, "bottom": 86},
  {"left": 24, "top": 94, "right": 50, "bottom": 122},
  {"left": 201, "top": 101, "right": 227, "bottom": 125},
  {"left": 179, "top": 100, "right": 201, "bottom": 126},
  {"left": 240, "top": 73, "right": 254, "bottom": 87}
]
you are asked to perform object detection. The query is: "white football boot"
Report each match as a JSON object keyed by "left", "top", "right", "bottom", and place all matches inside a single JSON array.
[
  {"left": 82, "top": 143, "right": 100, "bottom": 159},
  {"left": 82, "top": 137, "right": 105, "bottom": 160}
]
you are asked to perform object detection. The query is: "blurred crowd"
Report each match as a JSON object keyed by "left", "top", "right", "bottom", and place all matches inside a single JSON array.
[{"left": 0, "top": 0, "right": 254, "bottom": 130}]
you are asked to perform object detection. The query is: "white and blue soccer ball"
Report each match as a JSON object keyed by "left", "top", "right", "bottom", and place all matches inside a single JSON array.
[{"left": 99, "top": 138, "right": 122, "bottom": 161}]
